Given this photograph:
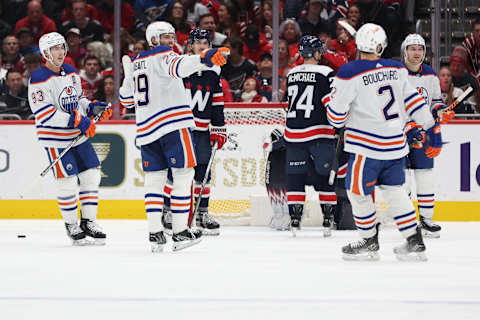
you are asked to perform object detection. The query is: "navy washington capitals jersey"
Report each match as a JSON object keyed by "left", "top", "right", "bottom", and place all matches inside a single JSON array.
[
  {"left": 285, "top": 64, "right": 336, "bottom": 143},
  {"left": 183, "top": 66, "right": 225, "bottom": 131}
]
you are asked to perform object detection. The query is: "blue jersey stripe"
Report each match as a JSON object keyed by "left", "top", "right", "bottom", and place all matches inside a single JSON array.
[
  {"left": 136, "top": 105, "right": 190, "bottom": 127},
  {"left": 34, "top": 104, "right": 54, "bottom": 115},
  {"left": 136, "top": 116, "right": 194, "bottom": 139}
]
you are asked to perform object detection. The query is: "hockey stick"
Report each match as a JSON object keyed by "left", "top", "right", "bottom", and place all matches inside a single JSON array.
[
  {"left": 190, "top": 141, "right": 218, "bottom": 227},
  {"left": 444, "top": 86, "right": 473, "bottom": 113},
  {"left": 328, "top": 127, "right": 345, "bottom": 186},
  {"left": 39, "top": 104, "right": 112, "bottom": 177}
]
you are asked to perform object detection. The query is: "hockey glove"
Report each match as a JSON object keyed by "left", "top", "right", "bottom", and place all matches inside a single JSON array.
[
  {"left": 87, "top": 101, "right": 110, "bottom": 119},
  {"left": 425, "top": 123, "right": 442, "bottom": 158},
  {"left": 210, "top": 126, "right": 227, "bottom": 149},
  {"left": 200, "top": 47, "right": 230, "bottom": 67},
  {"left": 432, "top": 104, "right": 454, "bottom": 124},
  {"left": 69, "top": 110, "right": 96, "bottom": 138},
  {"left": 404, "top": 121, "right": 425, "bottom": 149},
  {"left": 122, "top": 55, "right": 133, "bottom": 78}
]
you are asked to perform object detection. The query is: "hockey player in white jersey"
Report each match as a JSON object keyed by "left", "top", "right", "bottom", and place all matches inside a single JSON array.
[
  {"left": 119, "top": 21, "right": 229, "bottom": 252},
  {"left": 28, "top": 32, "right": 111, "bottom": 245},
  {"left": 401, "top": 34, "right": 451, "bottom": 238},
  {"left": 326, "top": 24, "right": 443, "bottom": 261}
]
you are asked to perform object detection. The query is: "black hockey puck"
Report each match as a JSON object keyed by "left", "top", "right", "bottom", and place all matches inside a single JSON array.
[{"left": 17, "top": 235, "right": 26, "bottom": 238}]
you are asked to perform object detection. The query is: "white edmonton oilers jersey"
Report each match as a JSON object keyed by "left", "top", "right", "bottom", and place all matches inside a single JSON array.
[
  {"left": 326, "top": 58, "right": 435, "bottom": 160},
  {"left": 119, "top": 45, "right": 205, "bottom": 146},
  {"left": 404, "top": 63, "right": 446, "bottom": 116},
  {"left": 28, "top": 63, "right": 90, "bottom": 148}
]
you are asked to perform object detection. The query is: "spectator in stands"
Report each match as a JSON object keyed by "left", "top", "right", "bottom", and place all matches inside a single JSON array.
[
  {"left": 133, "top": 40, "right": 149, "bottom": 56},
  {"left": 0, "top": 1, "right": 12, "bottom": 41},
  {"left": 17, "top": 27, "right": 40, "bottom": 56},
  {"left": 97, "top": 0, "right": 134, "bottom": 34},
  {"left": 278, "top": 39, "right": 292, "bottom": 77},
  {"left": 346, "top": 3, "right": 362, "bottom": 29},
  {"left": 298, "top": 0, "right": 329, "bottom": 37},
  {"left": 165, "top": 1, "right": 192, "bottom": 49},
  {"left": 0, "top": 69, "right": 30, "bottom": 119},
  {"left": 256, "top": 52, "right": 273, "bottom": 101},
  {"left": 106, "top": 27, "right": 135, "bottom": 57},
  {"left": 198, "top": 13, "right": 226, "bottom": 48},
  {"left": 221, "top": 77, "right": 234, "bottom": 102},
  {"left": 235, "top": 0, "right": 262, "bottom": 36},
  {"left": 94, "top": 74, "right": 125, "bottom": 117},
  {"left": 439, "top": 65, "right": 473, "bottom": 115},
  {"left": 14, "top": 0, "right": 57, "bottom": 44},
  {"left": 183, "top": 0, "right": 210, "bottom": 25},
  {"left": 80, "top": 56, "right": 103, "bottom": 100},
  {"left": 62, "top": 0, "right": 104, "bottom": 44},
  {"left": 461, "top": 18, "right": 480, "bottom": 79},
  {"left": 134, "top": 0, "right": 173, "bottom": 22},
  {"left": 279, "top": 19, "right": 301, "bottom": 63},
  {"left": 450, "top": 46, "right": 480, "bottom": 113},
  {"left": 62, "top": 0, "right": 98, "bottom": 22},
  {"left": 86, "top": 41, "right": 114, "bottom": 70},
  {"left": 65, "top": 28, "right": 86, "bottom": 69},
  {"left": 22, "top": 52, "right": 41, "bottom": 87},
  {"left": 2, "top": 35, "right": 25, "bottom": 72},
  {"left": 283, "top": 0, "right": 307, "bottom": 21},
  {"left": 221, "top": 36, "right": 258, "bottom": 101},
  {"left": 243, "top": 24, "right": 272, "bottom": 63},
  {"left": 240, "top": 76, "right": 267, "bottom": 103},
  {"left": 329, "top": 18, "right": 356, "bottom": 61},
  {"left": 258, "top": 0, "right": 274, "bottom": 42},
  {"left": 216, "top": 2, "right": 238, "bottom": 38}
]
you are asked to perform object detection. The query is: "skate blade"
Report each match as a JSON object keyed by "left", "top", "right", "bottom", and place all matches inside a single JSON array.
[
  {"left": 202, "top": 228, "right": 220, "bottom": 236},
  {"left": 342, "top": 251, "right": 380, "bottom": 261},
  {"left": 150, "top": 243, "right": 165, "bottom": 253},
  {"left": 71, "top": 238, "right": 90, "bottom": 246},
  {"left": 85, "top": 237, "right": 106, "bottom": 246},
  {"left": 323, "top": 228, "right": 332, "bottom": 238},
  {"left": 422, "top": 229, "right": 440, "bottom": 239},
  {"left": 291, "top": 227, "right": 298, "bottom": 237},
  {"left": 172, "top": 238, "right": 202, "bottom": 252},
  {"left": 395, "top": 251, "right": 428, "bottom": 262},
  {"left": 164, "top": 229, "right": 173, "bottom": 236}
]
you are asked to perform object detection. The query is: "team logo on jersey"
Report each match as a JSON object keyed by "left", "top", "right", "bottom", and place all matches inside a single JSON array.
[
  {"left": 417, "top": 86, "right": 429, "bottom": 104},
  {"left": 58, "top": 86, "right": 79, "bottom": 113}
]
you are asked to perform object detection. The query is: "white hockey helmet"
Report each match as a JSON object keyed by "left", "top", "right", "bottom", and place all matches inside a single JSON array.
[
  {"left": 401, "top": 33, "right": 426, "bottom": 65},
  {"left": 145, "top": 21, "right": 175, "bottom": 47},
  {"left": 355, "top": 23, "right": 388, "bottom": 56},
  {"left": 39, "top": 32, "right": 68, "bottom": 66}
]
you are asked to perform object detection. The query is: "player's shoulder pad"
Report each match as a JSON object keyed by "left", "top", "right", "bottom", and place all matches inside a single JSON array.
[
  {"left": 287, "top": 64, "right": 333, "bottom": 77},
  {"left": 62, "top": 63, "right": 78, "bottom": 75},
  {"left": 336, "top": 59, "right": 405, "bottom": 80},
  {"left": 30, "top": 65, "right": 53, "bottom": 84},
  {"left": 420, "top": 63, "right": 438, "bottom": 76},
  {"left": 134, "top": 45, "right": 172, "bottom": 61}
]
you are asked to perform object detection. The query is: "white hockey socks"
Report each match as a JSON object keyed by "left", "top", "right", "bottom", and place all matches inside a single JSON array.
[
  {"left": 144, "top": 171, "right": 167, "bottom": 233},
  {"left": 171, "top": 168, "right": 194, "bottom": 234},
  {"left": 78, "top": 168, "right": 101, "bottom": 221},
  {"left": 378, "top": 185, "right": 418, "bottom": 238},
  {"left": 347, "top": 191, "right": 377, "bottom": 238},
  {"left": 56, "top": 176, "right": 78, "bottom": 224},
  {"left": 414, "top": 169, "right": 435, "bottom": 219}
]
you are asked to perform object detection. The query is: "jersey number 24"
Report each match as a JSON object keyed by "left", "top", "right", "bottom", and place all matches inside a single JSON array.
[{"left": 287, "top": 85, "right": 314, "bottom": 118}]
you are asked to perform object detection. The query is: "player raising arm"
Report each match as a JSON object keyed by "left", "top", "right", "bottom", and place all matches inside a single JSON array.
[
  {"left": 29, "top": 32, "right": 111, "bottom": 245},
  {"left": 119, "top": 22, "right": 229, "bottom": 252},
  {"left": 325, "top": 24, "right": 442, "bottom": 261}
]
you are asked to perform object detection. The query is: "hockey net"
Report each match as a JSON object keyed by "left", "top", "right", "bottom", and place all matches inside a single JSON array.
[{"left": 209, "top": 102, "right": 394, "bottom": 226}]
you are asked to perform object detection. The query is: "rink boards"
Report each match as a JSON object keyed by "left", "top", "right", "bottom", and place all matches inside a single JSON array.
[{"left": 0, "top": 121, "right": 479, "bottom": 221}]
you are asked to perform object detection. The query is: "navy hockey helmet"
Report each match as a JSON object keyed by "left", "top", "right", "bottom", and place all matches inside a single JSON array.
[
  {"left": 298, "top": 35, "right": 325, "bottom": 58},
  {"left": 189, "top": 28, "right": 211, "bottom": 45}
]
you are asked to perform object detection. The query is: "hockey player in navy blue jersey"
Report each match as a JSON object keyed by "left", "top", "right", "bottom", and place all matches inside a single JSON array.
[
  {"left": 285, "top": 35, "right": 338, "bottom": 237},
  {"left": 29, "top": 32, "right": 111, "bottom": 245},
  {"left": 401, "top": 34, "right": 450, "bottom": 238}
]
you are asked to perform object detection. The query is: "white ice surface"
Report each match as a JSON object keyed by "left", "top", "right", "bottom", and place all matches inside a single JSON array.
[{"left": 1, "top": 220, "right": 479, "bottom": 320}]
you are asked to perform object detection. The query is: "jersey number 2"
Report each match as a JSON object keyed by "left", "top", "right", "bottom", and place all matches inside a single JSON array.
[
  {"left": 135, "top": 74, "right": 149, "bottom": 106},
  {"left": 378, "top": 85, "right": 399, "bottom": 121},
  {"left": 287, "top": 85, "right": 314, "bottom": 118}
]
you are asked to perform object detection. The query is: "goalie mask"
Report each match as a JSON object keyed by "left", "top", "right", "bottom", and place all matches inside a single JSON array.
[
  {"left": 146, "top": 21, "right": 175, "bottom": 47},
  {"left": 401, "top": 34, "right": 426, "bottom": 66},
  {"left": 39, "top": 32, "right": 68, "bottom": 67}
]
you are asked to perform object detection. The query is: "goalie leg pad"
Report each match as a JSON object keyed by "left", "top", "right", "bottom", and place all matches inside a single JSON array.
[
  {"left": 77, "top": 168, "right": 101, "bottom": 221},
  {"left": 378, "top": 185, "right": 418, "bottom": 238},
  {"left": 56, "top": 175, "right": 79, "bottom": 224},
  {"left": 414, "top": 169, "right": 435, "bottom": 219},
  {"left": 171, "top": 167, "right": 194, "bottom": 234},
  {"left": 346, "top": 191, "right": 377, "bottom": 239},
  {"left": 144, "top": 170, "right": 168, "bottom": 233}
]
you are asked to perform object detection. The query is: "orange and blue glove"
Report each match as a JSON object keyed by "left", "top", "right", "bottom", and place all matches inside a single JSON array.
[
  {"left": 425, "top": 123, "right": 442, "bottom": 158},
  {"left": 200, "top": 47, "right": 230, "bottom": 67},
  {"left": 69, "top": 110, "right": 96, "bottom": 138},
  {"left": 87, "top": 101, "right": 111, "bottom": 121},
  {"left": 432, "top": 104, "right": 455, "bottom": 124},
  {"left": 404, "top": 121, "right": 425, "bottom": 149},
  {"left": 210, "top": 126, "right": 227, "bottom": 149}
]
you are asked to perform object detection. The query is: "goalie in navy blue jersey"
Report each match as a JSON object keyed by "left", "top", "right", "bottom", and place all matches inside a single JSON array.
[{"left": 285, "top": 35, "right": 338, "bottom": 237}]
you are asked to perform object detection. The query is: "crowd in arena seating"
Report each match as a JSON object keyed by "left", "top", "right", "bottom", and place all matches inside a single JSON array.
[{"left": 0, "top": 0, "right": 478, "bottom": 120}]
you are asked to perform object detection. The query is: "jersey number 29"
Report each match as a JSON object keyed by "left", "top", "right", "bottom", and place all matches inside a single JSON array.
[{"left": 287, "top": 85, "right": 314, "bottom": 118}]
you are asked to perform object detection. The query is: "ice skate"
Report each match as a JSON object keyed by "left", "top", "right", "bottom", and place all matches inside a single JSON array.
[
  {"left": 322, "top": 204, "right": 335, "bottom": 238},
  {"left": 162, "top": 206, "right": 172, "bottom": 236},
  {"left": 290, "top": 218, "right": 300, "bottom": 237},
  {"left": 419, "top": 216, "right": 441, "bottom": 238},
  {"left": 149, "top": 231, "right": 167, "bottom": 253},
  {"left": 65, "top": 223, "right": 88, "bottom": 246},
  {"left": 394, "top": 226, "right": 427, "bottom": 261},
  {"left": 80, "top": 218, "right": 106, "bottom": 245},
  {"left": 196, "top": 210, "right": 220, "bottom": 236},
  {"left": 342, "top": 223, "right": 380, "bottom": 261},
  {"left": 172, "top": 228, "right": 202, "bottom": 251}
]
